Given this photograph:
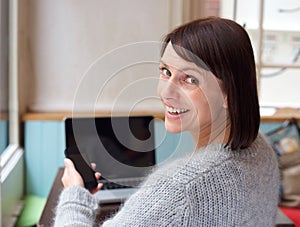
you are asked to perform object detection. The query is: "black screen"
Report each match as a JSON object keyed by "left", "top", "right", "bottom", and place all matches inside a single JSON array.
[
  {"left": 64, "top": 147, "right": 98, "bottom": 190},
  {"left": 65, "top": 116, "right": 156, "bottom": 180}
]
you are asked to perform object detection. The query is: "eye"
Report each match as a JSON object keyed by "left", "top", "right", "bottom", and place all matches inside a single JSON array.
[
  {"left": 185, "top": 76, "right": 199, "bottom": 85},
  {"left": 159, "top": 67, "right": 171, "bottom": 77}
]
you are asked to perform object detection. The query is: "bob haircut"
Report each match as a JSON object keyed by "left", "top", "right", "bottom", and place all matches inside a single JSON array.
[{"left": 161, "top": 17, "right": 260, "bottom": 150}]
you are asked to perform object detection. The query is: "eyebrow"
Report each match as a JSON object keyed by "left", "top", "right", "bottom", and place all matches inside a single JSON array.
[
  {"left": 159, "top": 60, "right": 167, "bottom": 66},
  {"left": 160, "top": 60, "right": 207, "bottom": 75}
]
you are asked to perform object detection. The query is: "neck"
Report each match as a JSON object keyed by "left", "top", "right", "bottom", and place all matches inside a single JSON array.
[{"left": 192, "top": 119, "right": 231, "bottom": 150}]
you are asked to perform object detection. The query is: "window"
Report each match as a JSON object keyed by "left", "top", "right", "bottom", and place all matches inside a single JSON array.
[
  {"left": 0, "top": 0, "right": 24, "bottom": 225},
  {"left": 221, "top": 0, "right": 300, "bottom": 109}
]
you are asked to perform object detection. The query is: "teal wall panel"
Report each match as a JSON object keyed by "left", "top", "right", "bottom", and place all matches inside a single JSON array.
[
  {"left": 0, "top": 120, "right": 8, "bottom": 154},
  {"left": 154, "top": 121, "right": 193, "bottom": 164},
  {"left": 260, "top": 122, "right": 282, "bottom": 134},
  {"left": 25, "top": 121, "right": 65, "bottom": 198},
  {"left": 24, "top": 121, "right": 42, "bottom": 196}
]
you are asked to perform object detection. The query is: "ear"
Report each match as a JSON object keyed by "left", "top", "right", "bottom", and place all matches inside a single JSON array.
[{"left": 223, "top": 95, "right": 228, "bottom": 109}]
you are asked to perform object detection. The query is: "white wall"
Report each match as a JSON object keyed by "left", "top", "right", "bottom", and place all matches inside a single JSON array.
[
  {"left": 22, "top": 0, "right": 185, "bottom": 113},
  {"left": 22, "top": 0, "right": 300, "bottom": 111}
]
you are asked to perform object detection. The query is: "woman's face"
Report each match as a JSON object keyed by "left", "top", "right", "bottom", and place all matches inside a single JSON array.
[{"left": 157, "top": 43, "right": 228, "bottom": 143}]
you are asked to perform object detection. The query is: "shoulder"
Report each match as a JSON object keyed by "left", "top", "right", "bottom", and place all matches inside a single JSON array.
[
  {"left": 136, "top": 134, "right": 279, "bottom": 225},
  {"left": 150, "top": 132, "right": 277, "bottom": 185},
  {"left": 146, "top": 144, "right": 234, "bottom": 186}
]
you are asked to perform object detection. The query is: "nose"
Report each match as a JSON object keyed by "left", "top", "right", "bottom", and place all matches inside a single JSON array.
[{"left": 157, "top": 77, "right": 180, "bottom": 101}]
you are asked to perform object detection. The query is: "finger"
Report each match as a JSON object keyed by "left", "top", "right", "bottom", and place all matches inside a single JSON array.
[
  {"left": 61, "top": 168, "right": 68, "bottom": 185},
  {"left": 91, "top": 162, "right": 96, "bottom": 170},
  {"left": 64, "top": 158, "right": 79, "bottom": 175},
  {"left": 62, "top": 159, "right": 72, "bottom": 184},
  {"left": 90, "top": 183, "right": 103, "bottom": 194},
  {"left": 95, "top": 172, "right": 101, "bottom": 180},
  {"left": 62, "top": 158, "right": 84, "bottom": 188},
  {"left": 64, "top": 158, "right": 75, "bottom": 168},
  {"left": 97, "top": 183, "right": 103, "bottom": 191}
]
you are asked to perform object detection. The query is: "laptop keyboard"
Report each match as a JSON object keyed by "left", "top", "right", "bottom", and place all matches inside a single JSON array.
[{"left": 99, "top": 177, "right": 144, "bottom": 190}]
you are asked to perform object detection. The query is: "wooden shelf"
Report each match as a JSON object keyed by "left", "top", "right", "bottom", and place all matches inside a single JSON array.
[
  {"left": 22, "top": 111, "right": 165, "bottom": 121},
  {"left": 0, "top": 112, "right": 8, "bottom": 120},
  {"left": 260, "top": 107, "right": 300, "bottom": 122},
  {"left": 22, "top": 108, "right": 300, "bottom": 122}
]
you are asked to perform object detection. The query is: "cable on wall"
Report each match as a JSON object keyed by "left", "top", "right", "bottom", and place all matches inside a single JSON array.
[
  {"left": 261, "top": 48, "right": 300, "bottom": 78},
  {"left": 278, "top": 6, "right": 300, "bottom": 13}
]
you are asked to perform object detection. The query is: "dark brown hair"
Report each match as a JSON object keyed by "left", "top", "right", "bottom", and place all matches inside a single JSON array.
[{"left": 161, "top": 17, "right": 260, "bottom": 150}]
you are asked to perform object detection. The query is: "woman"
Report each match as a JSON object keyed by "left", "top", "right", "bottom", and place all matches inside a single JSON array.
[{"left": 54, "top": 17, "right": 279, "bottom": 226}]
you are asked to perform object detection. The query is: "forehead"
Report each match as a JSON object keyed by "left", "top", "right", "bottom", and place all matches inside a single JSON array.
[
  {"left": 161, "top": 43, "right": 196, "bottom": 69},
  {"left": 161, "top": 42, "right": 207, "bottom": 74}
]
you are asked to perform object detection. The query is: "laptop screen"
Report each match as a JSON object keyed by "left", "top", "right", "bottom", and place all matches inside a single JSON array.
[{"left": 65, "top": 116, "right": 156, "bottom": 181}]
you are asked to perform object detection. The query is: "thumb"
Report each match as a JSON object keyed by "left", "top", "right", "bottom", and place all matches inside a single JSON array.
[
  {"left": 62, "top": 158, "right": 84, "bottom": 188},
  {"left": 64, "top": 158, "right": 75, "bottom": 169}
]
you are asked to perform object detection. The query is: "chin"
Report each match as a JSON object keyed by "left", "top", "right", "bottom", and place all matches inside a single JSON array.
[{"left": 165, "top": 122, "right": 183, "bottom": 134}]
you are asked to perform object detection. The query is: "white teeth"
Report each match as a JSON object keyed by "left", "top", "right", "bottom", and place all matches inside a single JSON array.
[{"left": 166, "top": 106, "right": 188, "bottom": 114}]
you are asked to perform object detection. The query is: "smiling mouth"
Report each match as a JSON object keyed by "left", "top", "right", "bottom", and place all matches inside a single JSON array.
[{"left": 166, "top": 106, "right": 189, "bottom": 115}]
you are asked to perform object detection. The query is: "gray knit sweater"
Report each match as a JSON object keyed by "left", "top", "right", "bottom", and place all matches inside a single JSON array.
[{"left": 54, "top": 133, "right": 279, "bottom": 226}]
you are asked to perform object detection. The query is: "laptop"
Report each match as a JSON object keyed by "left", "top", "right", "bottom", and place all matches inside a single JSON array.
[{"left": 65, "top": 116, "right": 156, "bottom": 204}]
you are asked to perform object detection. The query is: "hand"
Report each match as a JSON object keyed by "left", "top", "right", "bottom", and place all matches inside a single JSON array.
[
  {"left": 61, "top": 158, "right": 103, "bottom": 194},
  {"left": 90, "top": 162, "right": 103, "bottom": 194}
]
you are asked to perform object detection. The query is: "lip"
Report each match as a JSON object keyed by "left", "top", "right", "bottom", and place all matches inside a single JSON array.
[
  {"left": 165, "top": 110, "right": 181, "bottom": 120},
  {"left": 162, "top": 101, "right": 184, "bottom": 110},
  {"left": 163, "top": 102, "right": 189, "bottom": 120}
]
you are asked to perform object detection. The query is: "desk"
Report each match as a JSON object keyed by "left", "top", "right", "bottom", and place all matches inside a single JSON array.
[{"left": 38, "top": 168, "right": 295, "bottom": 227}]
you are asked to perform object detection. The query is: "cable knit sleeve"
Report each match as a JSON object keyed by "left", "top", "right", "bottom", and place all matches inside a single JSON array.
[
  {"left": 102, "top": 174, "right": 189, "bottom": 226},
  {"left": 54, "top": 175, "right": 189, "bottom": 226},
  {"left": 54, "top": 186, "right": 99, "bottom": 227}
]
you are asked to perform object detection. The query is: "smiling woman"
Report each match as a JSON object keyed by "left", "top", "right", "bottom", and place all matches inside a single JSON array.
[
  {"left": 54, "top": 17, "right": 279, "bottom": 227},
  {"left": 158, "top": 42, "right": 227, "bottom": 147},
  {"left": 159, "top": 17, "right": 260, "bottom": 150}
]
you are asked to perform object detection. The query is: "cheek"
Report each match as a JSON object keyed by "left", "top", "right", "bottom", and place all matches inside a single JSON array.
[
  {"left": 157, "top": 79, "right": 163, "bottom": 97},
  {"left": 196, "top": 101, "right": 210, "bottom": 121},
  {"left": 188, "top": 89, "right": 208, "bottom": 111},
  {"left": 189, "top": 90, "right": 212, "bottom": 123}
]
